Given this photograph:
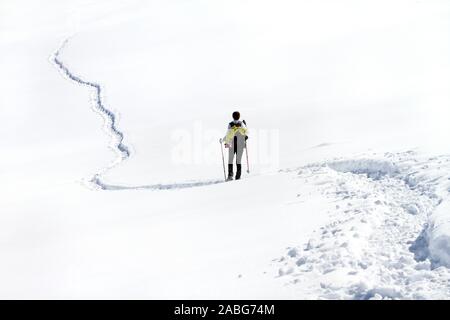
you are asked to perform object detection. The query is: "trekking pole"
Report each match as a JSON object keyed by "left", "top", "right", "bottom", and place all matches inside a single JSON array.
[
  {"left": 242, "top": 120, "right": 250, "bottom": 174},
  {"left": 245, "top": 141, "right": 250, "bottom": 174},
  {"left": 219, "top": 138, "right": 227, "bottom": 181}
]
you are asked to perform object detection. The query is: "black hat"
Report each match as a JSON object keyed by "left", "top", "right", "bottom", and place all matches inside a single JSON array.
[{"left": 232, "top": 111, "right": 240, "bottom": 120}]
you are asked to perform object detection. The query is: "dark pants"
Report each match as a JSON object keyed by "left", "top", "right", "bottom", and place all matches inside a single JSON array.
[{"left": 228, "top": 136, "right": 243, "bottom": 180}]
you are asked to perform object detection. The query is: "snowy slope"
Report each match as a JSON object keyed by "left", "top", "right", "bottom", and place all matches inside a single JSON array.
[{"left": 1, "top": 0, "right": 450, "bottom": 299}]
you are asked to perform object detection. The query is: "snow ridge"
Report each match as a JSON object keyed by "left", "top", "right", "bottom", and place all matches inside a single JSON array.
[{"left": 327, "top": 159, "right": 399, "bottom": 179}]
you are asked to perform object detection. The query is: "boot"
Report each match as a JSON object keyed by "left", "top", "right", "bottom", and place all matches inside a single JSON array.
[
  {"left": 235, "top": 164, "right": 242, "bottom": 180},
  {"left": 227, "top": 164, "right": 234, "bottom": 181}
]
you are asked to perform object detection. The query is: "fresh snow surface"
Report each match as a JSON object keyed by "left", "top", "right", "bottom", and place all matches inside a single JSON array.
[{"left": 1, "top": 0, "right": 450, "bottom": 299}]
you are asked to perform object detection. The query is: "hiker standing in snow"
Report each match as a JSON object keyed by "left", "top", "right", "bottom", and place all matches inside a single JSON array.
[{"left": 222, "top": 111, "right": 248, "bottom": 181}]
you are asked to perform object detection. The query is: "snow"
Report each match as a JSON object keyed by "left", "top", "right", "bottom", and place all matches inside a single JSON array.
[
  {"left": 277, "top": 152, "right": 450, "bottom": 299},
  {"left": 426, "top": 201, "right": 450, "bottom": 268},
  {"left": 2, "top": 0, "right": 450, "bottom": 299},
  {"left": 327, "top": 159, "right": 400, "bottom": 179}
]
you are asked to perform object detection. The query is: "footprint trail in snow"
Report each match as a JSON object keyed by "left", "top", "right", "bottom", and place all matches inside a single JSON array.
[
  {"left": 52, "top": 39, "right": 223, "bottom": 190},
  {"left": 277, "top": 151, "right": 450, "bottom": 299}
]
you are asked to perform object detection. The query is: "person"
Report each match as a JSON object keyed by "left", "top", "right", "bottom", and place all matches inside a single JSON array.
[{"left": 222, "top": 111, "right": 248, "bottom": 181}]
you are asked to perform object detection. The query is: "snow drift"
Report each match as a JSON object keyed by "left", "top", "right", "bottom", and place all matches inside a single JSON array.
[
  {"left": 327, "top": 159, "right": 399, "bottom": 179},
  {"left": 427, "top": 201, "right": 450, "bottom": 268}
]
